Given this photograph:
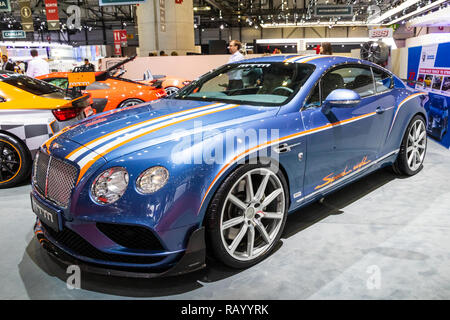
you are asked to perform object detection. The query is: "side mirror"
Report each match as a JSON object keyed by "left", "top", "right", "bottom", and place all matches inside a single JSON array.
[{"left": 322, "top": 89, "right": 361, "bottom": 114}]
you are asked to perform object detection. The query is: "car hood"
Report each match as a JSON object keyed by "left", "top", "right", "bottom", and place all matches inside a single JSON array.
[{"left": 58, "top": 99, "right": 279, "bottom": 163}]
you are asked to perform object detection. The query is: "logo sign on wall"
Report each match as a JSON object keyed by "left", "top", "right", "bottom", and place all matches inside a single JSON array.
[
  {"left": 19, "top": 0, "right": 34, "bottom": 32},
  {"left": 99, "top": 0, "right": 146, "bottom": 5},
  {"left": 369, "top": 28, "right": 393, "bottom": 39},
  {"left": 2, "top": 30, "right": 26, "bottom": 39},
  {"left": 44, "top": 0, "right": 59, "bottom": 31},
  {"left": 315, "top": 5, "right": 353, "bottom": 17},
  {"left": 0, "top": 0, "right": 11, "bottom": 12}
]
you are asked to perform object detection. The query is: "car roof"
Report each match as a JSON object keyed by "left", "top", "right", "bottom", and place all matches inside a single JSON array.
[{"left": 238, "top": 54, "right": 380, "bottom": 70}]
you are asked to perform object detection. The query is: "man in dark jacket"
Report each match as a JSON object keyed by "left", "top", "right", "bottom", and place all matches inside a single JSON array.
[
  {"left": 81, "top": 58, "right": 95, "bottom": 72},
  {"left": 1, "top": 55, "right": 15, "bottom": 71}
]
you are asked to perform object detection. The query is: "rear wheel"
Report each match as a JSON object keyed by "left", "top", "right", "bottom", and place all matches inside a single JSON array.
[
  {"left": 118, "top": 98, "right": 144, "bottom": 108},
  {"left": 392, "top": 115, "right": 427, "bottom": 176},
  {"left": 0, "top": 133, "right": 32, "bottom": 188},
  {"left": 206, "top": 163, "right": 288, "bottom": 269},
  {"left": 164, "top": 86, "right": 180, "bottom": 96}
]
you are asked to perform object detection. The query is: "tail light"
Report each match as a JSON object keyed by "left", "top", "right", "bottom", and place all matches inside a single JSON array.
[{"left": 52, "top": 106, "right": 83, "bottom": 121}]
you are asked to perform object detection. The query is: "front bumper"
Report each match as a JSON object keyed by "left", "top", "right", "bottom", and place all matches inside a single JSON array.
[{"left": 34, "top": 219, "right": 206, "bottom": 278}]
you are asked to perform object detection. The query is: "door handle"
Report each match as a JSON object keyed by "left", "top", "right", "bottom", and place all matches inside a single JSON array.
[
  {"left": 273, "top": 142, "right": 302, "bottom": 154},
  {"left": 376, "top": 106, "right": 385, "bottom": 114}
]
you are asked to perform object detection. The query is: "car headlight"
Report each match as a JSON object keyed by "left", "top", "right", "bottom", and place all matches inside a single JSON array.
[
  {"left": 136, "top": 166, "right": 169, "bottom": 194},
  {"left": 91, "top": 167, "right": 129, "bottom": 205}
]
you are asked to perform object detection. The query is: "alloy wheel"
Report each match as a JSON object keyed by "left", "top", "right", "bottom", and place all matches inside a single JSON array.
[
  {"left": 406, "top": 119, "right": 427, "bottom": 171},
  {"left": 0, "top": 140, "right": 20, "bottom": 183},
  {"left": 220, "top": 168, "right": 286, "bottom": 261},
  {"left": 165, "top": 86, "right": 180, "bottom": 96},
  {"left": 120, "top": 99, "right": 143, "bottom": 108}
]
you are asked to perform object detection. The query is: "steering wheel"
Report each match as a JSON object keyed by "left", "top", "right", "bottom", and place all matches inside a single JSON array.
[{"left": 272, "top": 86, "right": 294, "bottom": 95}]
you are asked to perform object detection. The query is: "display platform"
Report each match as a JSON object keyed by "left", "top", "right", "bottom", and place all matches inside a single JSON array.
[{"left": 1, "top": 140, "right": 449, "bottom": 300}]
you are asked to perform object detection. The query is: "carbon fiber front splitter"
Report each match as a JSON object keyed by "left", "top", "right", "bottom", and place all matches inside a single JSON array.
[{"left": 34, "top": 221, "right": 206, "bottom": 278}]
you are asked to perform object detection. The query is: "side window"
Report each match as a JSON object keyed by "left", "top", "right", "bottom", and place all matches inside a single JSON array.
[
  {"left": 305, "top": 83, "right": 321, "bottom": 108},
  {"left": 372, "top": 68, "right": 393, "bottom": 93},
  {"left": 48, "top": 78, "right": 69, "bottom": 89},
  {"left": 321, "top": 66, "right": 375, "bottom": 100}
]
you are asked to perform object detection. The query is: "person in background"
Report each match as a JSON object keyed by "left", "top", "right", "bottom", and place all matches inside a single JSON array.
[
  {"left": 26, "top": 49, "right": 49, "bottom": 78},
  {"left": 170, "top": 51, "right": 178, "bottom": 56},
  {"left": 227, "top": 40, "right": 245, "bottom": 90},
  {"left": 14, "top": 61, "right": 26, "bottom": 74},
  {"left": 82, "top": 58, "right": 95, "bottom": 71},
  {"left": 1, "top": 55, "right": 15, "bottom": 71},
  {"left": 320, "top": 42, "right": 333, "bottom": 55},
  {"left": 159, "top": 50, "right": 168, "bottom": 56}
]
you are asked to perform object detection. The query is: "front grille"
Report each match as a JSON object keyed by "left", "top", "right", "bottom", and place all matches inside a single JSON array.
[
  {"left": 96, "top": 223, "right": 165, "bottom": 251},
  {"left": 41, "top": 222, "right": 165, "bottom": 265},
  {"left": 33, "top": 151, "right": 78, "bottom": 208}
]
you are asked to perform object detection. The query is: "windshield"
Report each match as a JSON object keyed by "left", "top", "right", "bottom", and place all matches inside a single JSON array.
[
  {"left": 173, "top": 62, "right": 315, "bottom": 106},
  {"left": 2, "top": 74, "right": 64, "bottom": 96}
]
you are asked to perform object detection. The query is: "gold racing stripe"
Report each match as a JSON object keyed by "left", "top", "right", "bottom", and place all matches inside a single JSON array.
[
  {"left": 75, "top": 104, "right": 240, "bottom": 184},
  {"left": 66, "top": 102, "right": 225, "bottom": 160}
]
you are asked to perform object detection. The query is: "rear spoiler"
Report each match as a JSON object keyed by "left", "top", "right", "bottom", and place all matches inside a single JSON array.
[
  {"left": 105, "top": 54, "right": 137, "bottom": 73},
  {"left": 95, "top": 55, "right": 137, "bottom": 82}
]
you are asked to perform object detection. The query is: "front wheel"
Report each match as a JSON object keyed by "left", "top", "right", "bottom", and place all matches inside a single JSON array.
[
  {"left": 392, "top": 115, "right": 427, "bottom": 176},
  {"left": 206, "top": 164, "right": 288, "bottom": 269},
  {"left": 0, "top": 133, "right": 32, "bottom": 188}
]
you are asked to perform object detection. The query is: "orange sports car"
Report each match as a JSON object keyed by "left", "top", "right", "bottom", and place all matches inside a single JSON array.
[
  {"left": 139, "top": 70, "right": 191, "bottom": 96},
  {"left": 37, "top": 57, "right": 166, "bottom": 113}
]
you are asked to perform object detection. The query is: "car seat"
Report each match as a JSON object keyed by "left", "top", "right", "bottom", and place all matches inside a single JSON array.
[
  {"left": 351, "top": 74, "right": 374, "bottom": 96},
  {"left": 321, "top": 73, "right": 345, "bottom": 100}
]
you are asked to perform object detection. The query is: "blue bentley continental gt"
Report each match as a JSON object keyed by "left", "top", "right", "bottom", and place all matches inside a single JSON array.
[{"left": 31, "top": 55, "right": 428, "bottom": 277}]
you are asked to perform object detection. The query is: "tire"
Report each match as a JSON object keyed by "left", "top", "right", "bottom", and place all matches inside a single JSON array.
[
  {"left": 164, "top": 86, "right": 180, "bottom": 96},
  {"left": 118, "top": 98, "right": 144, "bottom": 108},
  {"left": 0, "top": 133, "right": 32, "bottom": 188},
  {"left": 205, "top": 162, "right": 289, "bottom": 269},
  {"left": 392, "top": 115, "right": 427, "bottom": 176}
]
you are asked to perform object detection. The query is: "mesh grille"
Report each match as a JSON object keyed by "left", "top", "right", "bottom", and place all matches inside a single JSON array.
[
  {"left": 33, "top": 151, "right": 78, "bottom": 208},
  {"left": 34, "top": 151, "right": 50, "bottom": 195},
  {"left": 41, "top": 222, "right": 165, "bottom": 265},
  {"left": 46, "top": 157, "right": 78, "bottom": 207},
  {"left": 96, "top": 223, "right": 164, "bottom": 251}
]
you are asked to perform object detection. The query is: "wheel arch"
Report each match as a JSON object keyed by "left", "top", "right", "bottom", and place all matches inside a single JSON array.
[
  {"left": 0, "top": 129, "right": 32, "bottom": 159},
  {"left": 199, "top": 155, "right": 291, "bottom": 227},
  {"left": 118, "top": 98, "right": 145, "bottom": 108}
]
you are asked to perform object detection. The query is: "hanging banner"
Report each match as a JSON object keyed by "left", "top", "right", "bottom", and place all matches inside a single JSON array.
[
  {"left": 19, "top": 0, "right": 34, "bottom": 32},
  {"left": 113, "top": 30, "right": 127, "bottom": 56},
  {"left": 99, "top": 0, "right": 146, "bottom": 5},
  {"left": 113, "top": 29, "right": 127, "bottom": 47},
  {"left": 160, "top": 0, "right": 166, "bottom": 32},
  {"left": 0, "top": 0, "right": 11, "bottom": 12},
  {"left": 408, "top": 42, "right": 450, "bottom": 147},
  {"left": 45, "top": 0, "right": 59, "bottom": 31}
]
